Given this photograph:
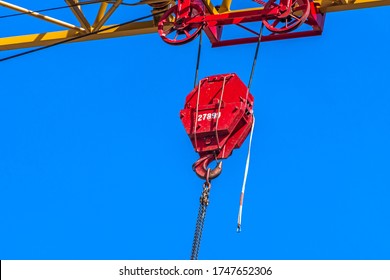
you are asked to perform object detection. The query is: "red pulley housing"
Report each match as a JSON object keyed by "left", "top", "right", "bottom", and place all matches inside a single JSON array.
[{"left": 180, "top": 73, "right": 254, "bottom": 179}]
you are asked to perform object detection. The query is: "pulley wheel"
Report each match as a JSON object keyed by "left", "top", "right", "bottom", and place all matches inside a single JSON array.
[
  {"left": 262, "top": 0, "right": 310, "bottom": 33},
  {"left": 158, "top": 4, "right": 204, "bottom": 45}
]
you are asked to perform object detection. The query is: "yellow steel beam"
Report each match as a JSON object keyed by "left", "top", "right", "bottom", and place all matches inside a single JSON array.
[
  {"left": 219, "top": 0, "right": 232, "bottom": 13},
  {"left": 92, "top": 2, "right": 109, "bottom": 29},
  {"left": 0, "top": 21, "right": 156, "bottom": 51},
  {"left": 201, "top": 0, "right": 219, "bottom": 14},
  {"left": 317, "top": 0, "right": 390, "bottom": 12},
  {"left": 0, "top": 0, "right": 85, "bottom": 33},
  {"left": 65, "top": 0, "right": 92, "bottom": 32},
  {"left": 92, "top": 0, "right": 123, "bottom": 31}
]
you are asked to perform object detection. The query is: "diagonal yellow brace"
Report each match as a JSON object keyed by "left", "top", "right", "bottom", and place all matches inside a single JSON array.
[
  {"left": 0, "top": 0, "right": 85, "bottom": 32},
  {"left": 318, "top": 0, "right": 390, "bottom": 12},
  {"left": 92, "top": 2, "right": 109, "bottom": 29},
  {"left": 93, "top": 0, "right": 123, "bottom": 31},
  {"left": 201, "top": 0, "right": 219, "bottom": 14},
  {"left": 218, "top": 0, "right": 232, "bottom": 13},
  {"left": 0, "top": 21, "right": 157, "bottom": 51},
  {"left": 65, "top": 0, "right": 92, "bottom": 32}
]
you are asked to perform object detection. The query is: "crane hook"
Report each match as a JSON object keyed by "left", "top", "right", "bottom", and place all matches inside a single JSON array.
[{"left": 192, "top": 154, "right": 223, "bottom": 180}]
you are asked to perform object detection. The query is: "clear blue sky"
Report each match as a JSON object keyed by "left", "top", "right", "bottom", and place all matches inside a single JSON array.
[{"left": 0, "top": 1, "right": 389, "bottom": 260}]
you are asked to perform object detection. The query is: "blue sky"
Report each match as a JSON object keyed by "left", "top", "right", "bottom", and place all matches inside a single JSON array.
[{"left": 0, "top": 1, "right": 390, "bottom": 260}]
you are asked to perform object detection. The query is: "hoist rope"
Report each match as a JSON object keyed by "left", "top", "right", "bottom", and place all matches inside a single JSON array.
[
  {"left": 247, "top": 23, "right": 264, "bottom": 93},
  {"left": 193, "top": 31, "right": 203, "bottom": 88},
  {"left": 237, "top": 22, "right": 264, "bottom": 232},
  {"left": 0, "top": 10, "right": 165, "bottom": 63}
]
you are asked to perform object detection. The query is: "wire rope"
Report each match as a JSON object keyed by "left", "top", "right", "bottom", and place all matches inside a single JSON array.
[{"left": 193, "top": 30, "right": 202, "bottom": 88}]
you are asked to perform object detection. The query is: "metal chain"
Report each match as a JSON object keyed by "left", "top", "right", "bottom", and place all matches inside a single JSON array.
[{"left": 190, "top": 171, "right": 211, "bottom": 260}]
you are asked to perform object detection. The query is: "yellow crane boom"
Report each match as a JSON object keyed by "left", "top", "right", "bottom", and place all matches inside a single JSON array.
[{"left": 0, "top": 0, "right": 389, "bottom": 51}]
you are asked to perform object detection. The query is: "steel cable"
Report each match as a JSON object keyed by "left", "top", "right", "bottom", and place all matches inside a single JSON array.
[{"left": 193, "top": 30, "right": 203, "bottom": 88}]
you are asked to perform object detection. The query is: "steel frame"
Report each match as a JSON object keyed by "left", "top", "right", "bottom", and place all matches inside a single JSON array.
[{"left": 162, "top": 0, "right": 325, "bottom": 47}]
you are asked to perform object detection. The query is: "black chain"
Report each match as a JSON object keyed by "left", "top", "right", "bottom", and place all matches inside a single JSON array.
[{"left": 190, "top": 179, "right": 211, "bottom": 260}]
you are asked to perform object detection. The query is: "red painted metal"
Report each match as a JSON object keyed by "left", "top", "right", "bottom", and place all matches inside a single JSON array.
[
  {"left": 262, "top": 0, "right": 311, "bottom": 33},
  {"left": 180, "top": 73, "right": 254, "bottom": 179},
  {"left": 158, "top": 0, "right": 326, "bottom": 47},
  {"left": 158, "top": 3, "right": 204, "bottom": 45}
]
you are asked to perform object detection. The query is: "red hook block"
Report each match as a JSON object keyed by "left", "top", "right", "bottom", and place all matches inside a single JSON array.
[{"left": 180, "top": 73, "right": 254, "bottom": 179}]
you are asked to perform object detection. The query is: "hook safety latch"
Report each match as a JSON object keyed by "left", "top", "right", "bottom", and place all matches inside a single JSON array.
[{"left": 192, "top": 154, "right": 222, "bottom": 180}]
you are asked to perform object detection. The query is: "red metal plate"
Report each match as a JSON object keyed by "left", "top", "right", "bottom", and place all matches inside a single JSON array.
[{"left": 180, "top": 73, "right": 254, "bottom": 160}]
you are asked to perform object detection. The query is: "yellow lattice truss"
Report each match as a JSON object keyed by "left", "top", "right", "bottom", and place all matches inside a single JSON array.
[{"left": 0, "top": 0, "right": 389, "bottom": 51}]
